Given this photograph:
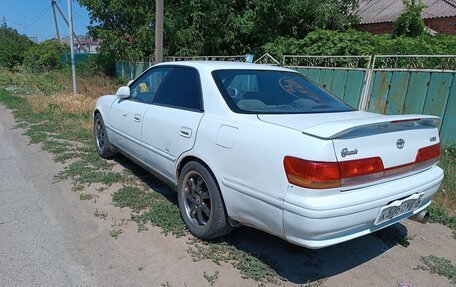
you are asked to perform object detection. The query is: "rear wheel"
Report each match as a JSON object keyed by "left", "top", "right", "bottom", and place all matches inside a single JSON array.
[
  {"left": 178, "top": 161, "right": 232, "bottom": 239},
  {"left": 94, "top": 113, "right": 115, "bottom": 158}
]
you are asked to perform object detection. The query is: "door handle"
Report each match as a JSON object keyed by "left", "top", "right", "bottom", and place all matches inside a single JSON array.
[
  {"left": 133, "top": 114, "right": 141, "bottom": 122},
  {"left": 180, "top": 127, "right": 192, "bottom": 138}
]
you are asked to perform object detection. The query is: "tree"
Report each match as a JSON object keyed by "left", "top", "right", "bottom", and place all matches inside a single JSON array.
[
  {"left": 0, "top": 24, "right": 34, "bottom": 68},
  {"left": 77, "top": 0, "right": 359, "bottom": 59},
  {"left": 393, "top": 0, "right": 426, "bottom": 37}
]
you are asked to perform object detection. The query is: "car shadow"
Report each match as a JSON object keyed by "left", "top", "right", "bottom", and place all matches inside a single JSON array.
[{"left": 113, "top": 154, "right": 410, "bottom": 285}]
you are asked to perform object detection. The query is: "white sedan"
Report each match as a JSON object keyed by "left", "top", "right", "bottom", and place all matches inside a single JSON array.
[{"left": 93, "top": 61, "right": 443, "bottom": 248}]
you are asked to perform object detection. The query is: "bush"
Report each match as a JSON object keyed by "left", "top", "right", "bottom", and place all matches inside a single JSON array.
[
  {"left": 393, "top": 0, "right": 426, "bottom": 37},
  {"left": 0, "top": 24, "right": 34, "bottom": 69},
  {"left": 24, "top": 40, "right": 67, "bottom": 72},
  {"left": 260, "top": 29, "right": 456, "bottom": 59},
  {"left": 86, "top": 53, "right": 116, "bottom": 76}
]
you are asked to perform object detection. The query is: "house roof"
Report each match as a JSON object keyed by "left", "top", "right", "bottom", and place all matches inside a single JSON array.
[{"left": 356, "top": 0, "right": 456, "bottom": 24}]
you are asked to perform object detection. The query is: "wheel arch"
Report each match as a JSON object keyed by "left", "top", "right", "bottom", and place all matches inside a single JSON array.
[
  {"left": 176, "top": 155, "right": 211, "bottom": 183},
  {"left": 176, "top": 154, "right": 236, "bottom": 226}
]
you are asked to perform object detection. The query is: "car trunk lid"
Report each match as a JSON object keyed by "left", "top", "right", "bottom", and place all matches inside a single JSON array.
[{"left": 259, "top": 113, "right": 441, "bottom": 187}]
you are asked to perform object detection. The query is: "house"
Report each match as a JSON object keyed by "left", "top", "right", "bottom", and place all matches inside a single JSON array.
[
  {"left": 355, "top": 0, "right": 456, "bottom": 34},
  {"left": 62, "top": 36, "right": 101, "bottom": 53}
]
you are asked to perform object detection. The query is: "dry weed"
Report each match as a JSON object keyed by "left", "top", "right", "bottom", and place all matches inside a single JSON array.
[{"left": 28, "top": 93, "right": 96, "bottom": 114}]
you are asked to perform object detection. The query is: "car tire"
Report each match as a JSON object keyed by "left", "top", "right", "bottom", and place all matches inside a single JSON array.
[
  {"left": 94, "top": 113, "right": 116, "bottom": 158},
  {"left": 178, "top": 161, "right": 233, "bottom": 240}
]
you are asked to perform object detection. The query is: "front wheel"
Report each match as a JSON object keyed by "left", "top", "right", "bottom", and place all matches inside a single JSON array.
[
  {"left": 178, "top": 161, "right": 232, "bottom": 240},
  {"left": 94, "top": 113, "right": 116, "bottom": 158}
]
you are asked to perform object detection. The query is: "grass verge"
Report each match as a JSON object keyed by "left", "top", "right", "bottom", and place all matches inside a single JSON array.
[{"left": 416, "top": 255, "right": 456, "bottom": 284}]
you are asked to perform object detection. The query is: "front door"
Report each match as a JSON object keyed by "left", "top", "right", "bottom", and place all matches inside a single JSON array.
[
  {"left": 141, "top": 66, "right": 204, "bottom": 180},
  {"left": 109, "top": 67, "right": 170, "bottom": 158}
]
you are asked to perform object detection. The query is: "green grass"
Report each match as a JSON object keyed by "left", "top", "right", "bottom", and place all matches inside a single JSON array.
[
  {"left": 428, "top": 205, "right": 456, "bottom": 239},
  {"left": 203, "top": 270, "right": 219, "bottom": 286},
  {"left": 187, "top": 238, "right": 280, "bottom": 284},
  {"left": 79, "top": 192, "right": 94, "bottom": 201},
  {"left": 94, "top": 208, "right": 108, "bottom": 220},
  {"left": 110, "top": 229, "right": 123, "bottom": 239},
  {"left": 417, "top": 255, "right": 456, "bottom": 284},
  {"left": 434, "top": 148, "right": 456, "bottom": 212}
]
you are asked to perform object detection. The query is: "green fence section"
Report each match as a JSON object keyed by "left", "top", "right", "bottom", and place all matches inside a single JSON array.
[
  {"left": 296, "top": 68, "right": 366, "bottom": 108},
  {"left": 60, "top": 52, "right": 91, "bottom": 64},
  {"left": 116, "top": 61, "right": 152, "bottom": 79},
  {"left": 367, "top": 70, "right": 456, "bottom": 146}
]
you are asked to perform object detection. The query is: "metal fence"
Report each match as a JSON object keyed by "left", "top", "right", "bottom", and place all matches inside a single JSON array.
[
  {"left": 115, "top": 53, "right": 281, "bottom": 79},
  {"left": 283, "top": 55, "right": 372, "bottom": 109},
  {"left": 285, "top": 55, "right": 456, "bottom": 146}
]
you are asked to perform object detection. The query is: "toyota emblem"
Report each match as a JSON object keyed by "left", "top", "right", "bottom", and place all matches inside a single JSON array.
[{"left": 396, "top": 139, "right": 405, "bottom": 149}]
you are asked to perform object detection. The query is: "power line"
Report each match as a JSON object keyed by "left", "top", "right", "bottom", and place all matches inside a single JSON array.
[
  {"left": 8, "top": 19, "right": 55, "bottom": 38},
  {"left": 27, "top": 6, "right": 52, "bottom": 27},
  {"left": 58, "top": 0, "right": 89, "bottom": 27}
]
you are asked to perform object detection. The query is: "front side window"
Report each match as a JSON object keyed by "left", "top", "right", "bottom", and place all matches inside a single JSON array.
[
  {"left": 129, "top": 68, "right": 171, "bottom": 103},
  {"left": 212, "top": 69, "right": 355, "bottom": 114}
]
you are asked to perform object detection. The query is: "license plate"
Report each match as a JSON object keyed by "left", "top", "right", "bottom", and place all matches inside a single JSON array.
[{"left": 374, "top": 193, "right": 424, "bottom": 225}]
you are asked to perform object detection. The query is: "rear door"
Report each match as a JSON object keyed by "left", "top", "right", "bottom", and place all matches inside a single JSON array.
[{"left": 141, "top": 66, "right": 204, "bottom": 179}]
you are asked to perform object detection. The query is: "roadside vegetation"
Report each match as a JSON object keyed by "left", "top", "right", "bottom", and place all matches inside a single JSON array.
[
  {"left": 417, "top": 255, "right": 456, "bottom": 284},
  {"left": 0, "top": 5, "right": 455, "bottom": 284}
]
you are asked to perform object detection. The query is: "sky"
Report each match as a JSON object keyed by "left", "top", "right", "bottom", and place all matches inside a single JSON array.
[{"left": 0, "top": 0, "right": 91, "bottom": 41}]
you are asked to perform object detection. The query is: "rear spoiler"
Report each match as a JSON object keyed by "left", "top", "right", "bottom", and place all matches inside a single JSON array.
[{"left": 302, "top": 114, "right": 441, "bottom": 140}]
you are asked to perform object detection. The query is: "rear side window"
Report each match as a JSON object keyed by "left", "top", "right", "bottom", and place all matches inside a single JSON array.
[
  {"left": 212, "top": 69, "right": 354, "bottom": 114},
  {"left": 153, "top": 67, "right": 202, "bottom": 111}
]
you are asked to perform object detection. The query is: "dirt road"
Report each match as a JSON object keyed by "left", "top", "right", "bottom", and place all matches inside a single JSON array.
[{"left": 0, "top": 104, "right": 455, "bottom": 287}]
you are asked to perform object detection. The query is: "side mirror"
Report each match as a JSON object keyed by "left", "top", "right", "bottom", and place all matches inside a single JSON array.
[{"left": 115, "top": 86, "right": 130, "bottom": 99}]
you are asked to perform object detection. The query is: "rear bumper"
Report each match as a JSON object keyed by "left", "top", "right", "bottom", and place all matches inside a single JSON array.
[{"left": 283, "top": 165, "right": 443, "bottom": 249}]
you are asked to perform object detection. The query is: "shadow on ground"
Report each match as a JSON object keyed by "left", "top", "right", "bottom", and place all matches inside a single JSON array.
[{"left": 113, "top": 154, "right": 410, "bottom": 285}]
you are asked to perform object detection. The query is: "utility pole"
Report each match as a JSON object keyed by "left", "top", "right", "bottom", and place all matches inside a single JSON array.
[
  {"left": 155, "top": 0, "right": 164, "bottom": 63},
  {"left": 51, "top": 0, "right": 61, "bottom": 42},
  {"left": 2, "top": 16, "right": 6, "bottom": 26},
  {"left": 67, "top": 0, "right": 77, "bottom": 94},
  {"left": 54, "top": 1, "right": 88, "bottom": 52}
]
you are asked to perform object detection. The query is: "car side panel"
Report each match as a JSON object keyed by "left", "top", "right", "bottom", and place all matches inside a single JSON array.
[
  {"left": 141, "top": 105, "right": 203, "bottom": 181},
  {"left": 180, "top": 113, "right": 338, "bottom": 238}
]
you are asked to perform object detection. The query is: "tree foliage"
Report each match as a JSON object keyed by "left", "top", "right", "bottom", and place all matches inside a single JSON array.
[
  {"left": 24, "top": 40, "right": 67, "bottom": 72},
  {"left": 0, "top": 24, "right": 34, "bottom": 69},
  {"left": 393, "top": 0, "right": 426, "bottom": 37},
  {"left": 77, "top": 0, "right": 359, "bottom": 59}
]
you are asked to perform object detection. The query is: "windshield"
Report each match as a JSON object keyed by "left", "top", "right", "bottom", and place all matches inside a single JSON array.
[{"left": 212, "top": 69, "right": 355, "bottom": 114}]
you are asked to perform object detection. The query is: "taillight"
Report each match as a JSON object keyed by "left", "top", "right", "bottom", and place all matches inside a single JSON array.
[
  {"left": 339, "top": 157, "right": 384, "bottom": 178},
  {"left": 283, "top": 157, "right": 340, "bottom": 189},
  {"left": 284, "top": 144, "right": 440, "bottom": 189},
  {"left": 416, "top": 143, "right": 441, "bottom": 163}
]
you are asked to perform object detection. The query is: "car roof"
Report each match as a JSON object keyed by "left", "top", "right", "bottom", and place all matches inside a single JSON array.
[{"left": 153, "top": 61, "right": 296, "bottom": 72}]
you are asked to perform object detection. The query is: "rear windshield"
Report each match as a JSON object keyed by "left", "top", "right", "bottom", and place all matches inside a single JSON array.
[{"left": 212, "top": 69, "right": 355, "bottom": 114}]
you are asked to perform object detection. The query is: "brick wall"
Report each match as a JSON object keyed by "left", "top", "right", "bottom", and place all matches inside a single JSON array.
[
  {"left": 357, "top": 16, "right": 456, "bottom": 35},
  {"left": 424, "top": 17, "right": 456, "bottom": 34},
  {"left": 357, "top": 22, "right": 394, "bottom": 34}
]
